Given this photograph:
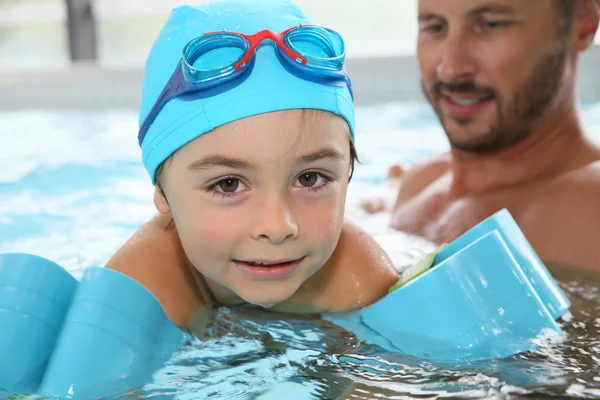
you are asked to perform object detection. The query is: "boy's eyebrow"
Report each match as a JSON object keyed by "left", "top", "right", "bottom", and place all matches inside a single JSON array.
[
  {"left": 187, "top": 155, "right": 253, "bottom": 171},
  {"left": 186, "top": 147, "right": 346, "bottom": 171},
  {"left": 297, "top": 147, "right": 347, "bottom": 164}
]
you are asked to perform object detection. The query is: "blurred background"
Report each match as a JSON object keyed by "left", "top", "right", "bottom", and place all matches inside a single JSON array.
[
  {"left": 0, "top": 0, "right": 418, "bottom": 67},
  {"left": 0, "top": 0, "right": 424, "bottom": 109},
  {"left": 0, "top": 0, "right": 599, "bottom": 109}
]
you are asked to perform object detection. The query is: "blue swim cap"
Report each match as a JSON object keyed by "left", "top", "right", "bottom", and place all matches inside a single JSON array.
[{"left": 139, "top": 0, "right": 355, "bottom": 183}]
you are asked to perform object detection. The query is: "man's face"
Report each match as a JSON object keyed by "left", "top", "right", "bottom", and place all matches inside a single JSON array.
[{"left": 417, "top": 0, "right": 573, "bottom": 154}]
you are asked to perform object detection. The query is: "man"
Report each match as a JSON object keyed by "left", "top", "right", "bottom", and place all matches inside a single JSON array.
[{"left": 388, "top": 0, "right": 600, "bottom": 271}]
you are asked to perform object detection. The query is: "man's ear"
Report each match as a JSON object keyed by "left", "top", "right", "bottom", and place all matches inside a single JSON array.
[
  {"left": 574, "top": 0, "right": 600, "bottom": 51},
  {"left": 154, "top": 185, "right": 172, "bottom": 214}
]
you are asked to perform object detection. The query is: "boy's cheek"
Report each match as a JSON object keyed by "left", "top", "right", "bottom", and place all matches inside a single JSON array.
[{"left": 301, "top": 202, "right": 345, "bottom": 245}]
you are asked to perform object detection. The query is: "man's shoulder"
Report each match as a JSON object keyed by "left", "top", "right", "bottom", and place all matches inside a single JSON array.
[
  {"left": 524, "top": 160, "right": 600, "bottom": 269},
  {"left": 395, "top": 153, "right": 451, "bottom": 205},
  {"left": 550, "top": 159, "right": 600, "bottom": 198},
  {"left": 574, "top": 158, "right": 600, "bottom": 181},
  {"left": 530, "top": 159, "right": 600, "bottom": 216}
]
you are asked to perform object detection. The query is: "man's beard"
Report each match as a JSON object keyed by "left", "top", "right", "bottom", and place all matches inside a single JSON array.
[{"left": 422, "top": 39, "right": 569, "bottom": 154}]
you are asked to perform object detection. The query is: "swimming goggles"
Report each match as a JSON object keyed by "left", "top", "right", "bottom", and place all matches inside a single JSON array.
[{"left": 138, "top": 25, "right": 353, "bottom": 146}]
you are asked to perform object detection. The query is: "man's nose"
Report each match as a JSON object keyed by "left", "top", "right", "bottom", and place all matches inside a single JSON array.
[{"left": 436, "top": 31, "right": 477, "bottom": 83}]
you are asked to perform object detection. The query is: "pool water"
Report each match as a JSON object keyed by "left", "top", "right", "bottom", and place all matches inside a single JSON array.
[{"left": 1, "top": 103, "right": 600, "bottom": 399}]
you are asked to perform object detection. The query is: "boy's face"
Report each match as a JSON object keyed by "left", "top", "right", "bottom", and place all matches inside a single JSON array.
[{"left": 156, "top": 109, "right": 352, "bottom": 308}]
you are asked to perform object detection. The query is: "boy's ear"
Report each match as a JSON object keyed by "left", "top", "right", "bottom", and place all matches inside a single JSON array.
[{"left": 154, "top": 185, "right": 172, "bottom": 214}]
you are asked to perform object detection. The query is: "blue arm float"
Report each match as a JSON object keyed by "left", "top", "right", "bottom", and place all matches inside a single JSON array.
[
  {"left": 323, "top": 209, "right": 571, "bottom": 363},
  {"left": 0, "top": 253, "right": 189, "bottom": 399}
]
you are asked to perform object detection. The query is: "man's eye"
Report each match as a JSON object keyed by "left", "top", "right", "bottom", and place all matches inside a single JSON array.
[
  {"left": 481, "top": 20, "right": 513, "bottom": 29},
  {"left": 420, "top": 23, "right": 445, "bottom": 33}
]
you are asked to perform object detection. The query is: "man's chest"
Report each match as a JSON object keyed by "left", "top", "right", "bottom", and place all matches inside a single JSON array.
[{"left": 391, "top": 184, "right": 529, "bottom": 245}]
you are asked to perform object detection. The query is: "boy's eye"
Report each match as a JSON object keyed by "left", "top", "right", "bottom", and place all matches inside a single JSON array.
[
  {"left": 297, "top": 172, "right": 319, "bottom": 187},
  {"left": 217, "top": 178, "right": 243, "bottom": 193}
]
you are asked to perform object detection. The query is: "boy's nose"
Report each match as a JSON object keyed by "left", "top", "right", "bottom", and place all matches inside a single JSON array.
[{"left": 251, "top": 195, "right": 299, "bottom": 244}]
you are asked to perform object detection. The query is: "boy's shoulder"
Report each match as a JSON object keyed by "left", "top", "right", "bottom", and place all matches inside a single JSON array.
[
  {"left": 105, "top": 214, "right": 205, "bottom": 327},
  {"left": 279, "top": 220, "right": 399, "bottom": 314}
]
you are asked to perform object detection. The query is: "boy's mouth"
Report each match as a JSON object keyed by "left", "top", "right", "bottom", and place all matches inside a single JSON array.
[
  {"left": 232, "top": 257, "right": 306, "bottom": 279},
  {"left": 234, "top": 257, "right": 305, "bottom": 267}
]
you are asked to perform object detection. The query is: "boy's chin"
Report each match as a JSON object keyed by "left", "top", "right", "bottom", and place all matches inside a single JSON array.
[
  {"left": 238, "top": 287, "right": 297, "bottom": 310},
  {"left": 244, "top": 294, "right": 292, "bottom": 309}
]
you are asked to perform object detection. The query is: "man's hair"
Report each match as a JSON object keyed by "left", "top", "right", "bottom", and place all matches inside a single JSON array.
[{"left": 554, "top": 0, "right": 577, "bottom": 34}]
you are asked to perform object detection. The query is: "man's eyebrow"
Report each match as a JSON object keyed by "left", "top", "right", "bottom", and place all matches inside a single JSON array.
[
  {"left": 465, "top": 4, "right": 517, "bottom": 18},
  {"left": 418, "top": 4, "right": 517, "bottom": 23},
  {"left": 187, "top": 155, "right": 253, "bottom": 171},
  {"left": 297, "top": 147, "right": 347, "bottom": 164},
  {"left": 418, "top": 12, "right": 442, "bottom": 23}
]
